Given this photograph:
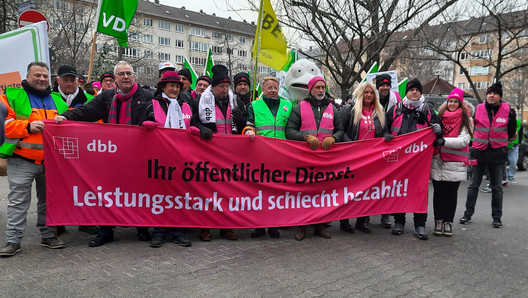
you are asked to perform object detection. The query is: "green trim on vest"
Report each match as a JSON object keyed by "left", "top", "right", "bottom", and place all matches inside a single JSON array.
[
  {"left": 84, "top": 92, "right": 94, "bottom": 104},
  {"left": 0, "top": 87, "right": 68, "bottom": 158},
  {"left": 253, "top": 98, "right": 292, "bottom": 139}
]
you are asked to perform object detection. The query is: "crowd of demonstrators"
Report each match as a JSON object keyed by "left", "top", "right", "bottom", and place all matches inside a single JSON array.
[
  {"left": 385, "top": 79, "right": 443, "bottom": 240},
  {"left": 243, "top": 76, "right": 292, "bottom": 238},
  {"left": 339, "top": 81, "right": 388, "bottom": 234},
  {"left": 285, "top": 76, "right": 344, "bottom": 241},
  {"left": 0, "top": 62, "right": 69, "bottom": 257},
  {"left": 0, "top": 59, "right": 521, "bottom": 257},
  {"left": 460, "top": 82, "right": 517, "bottom": 229},
  {"left": 430, "top": 88, "right": 473, "bottom": 237}
]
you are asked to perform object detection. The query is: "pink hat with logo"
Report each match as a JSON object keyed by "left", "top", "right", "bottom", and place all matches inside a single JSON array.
[
  {"left": 308, "top": 76, "right": 326, "bottom": 91},
  {"left": 447, "top": 88, "right": 464, "bottom": 103}
]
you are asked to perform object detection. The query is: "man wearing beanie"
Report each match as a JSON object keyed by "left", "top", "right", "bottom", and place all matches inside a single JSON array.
[
  {"left": 285, "top": 76, "right": 344, "bottom": 241},
  {"left": 375, "top": 73, "right": 401, "bottom": 228},
  {"left": 233, "top": 72, "right": 251, "bottom": 107},
  {"left": 192, "top": 75, "right": 211, "bottom": 99},
  {"left": 178, "top": 68, "right": 193, "bottom": 92},
  {"left": 385, "top": 78, "right": 442, "bottom": 240},
  {"left": 376, "top": 73, "right": 401, "bottom": 112},
  {"left": 189, "top": 64, "right": 246, "bottom": 241},
  {"left": 99, "top": 71, "right": 115, "bottom": 91},
  {"left": 460, "top": 81, "right": 516, "bottom": 228}
]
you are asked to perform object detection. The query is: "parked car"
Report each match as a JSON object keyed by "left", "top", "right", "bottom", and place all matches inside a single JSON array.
[{"left": 517, "top": 140, "right": 528, "bottom": 171}]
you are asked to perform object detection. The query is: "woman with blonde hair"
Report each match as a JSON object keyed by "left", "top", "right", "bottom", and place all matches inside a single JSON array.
[
  {"left": 431, "top": 88, "right": 473, "bottom": 237},
  {"left": 338, "top": 81, "right": 387, "bottom": 233}
]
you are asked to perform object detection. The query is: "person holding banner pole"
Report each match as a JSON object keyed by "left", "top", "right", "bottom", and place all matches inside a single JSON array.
[
  {"left": 55, "top": 61, "right": 153, "bottom": 247},
  {"left": 430, "top": 88, "right": 472, "bottom": 237},
  {"left": 285, "top": 76, "right": 344, "bottom": 241},
  {"left": 243, "top": 76, "right": 292, "bottom": 238},
  {"left": 190, "top": 64, "right": 247, "bottom": 241},
  {"left": 385, "top": 78, "right": 442, "bottom": 240},
  {"left": 339, "top": 81, "right": 387, "bottom": 234},
  {"left": 0, "top": 62, "right": 68, "bottom": 257}
]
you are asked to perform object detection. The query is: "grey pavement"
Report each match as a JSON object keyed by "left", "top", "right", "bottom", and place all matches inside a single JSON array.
[{"left": 0, "top": 171, "right": 527, "bottom": 297}]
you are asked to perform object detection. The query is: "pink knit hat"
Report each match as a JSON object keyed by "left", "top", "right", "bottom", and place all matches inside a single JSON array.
[
  {"left": 308, "top": 76, "right": 326, "bottom": 91},
  {"left": 447, "top": 88, "right": 464, "bottom": 103},
  {"left": 92, "top": 81, "right": 101, "bottom": 90}
]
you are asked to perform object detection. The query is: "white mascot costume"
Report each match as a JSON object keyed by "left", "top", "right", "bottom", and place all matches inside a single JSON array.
[{"left": 279, "top": 59, "right": 322, "bottom": 105}]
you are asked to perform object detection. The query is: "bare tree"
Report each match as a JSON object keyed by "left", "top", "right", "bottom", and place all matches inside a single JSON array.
[
  {"left": 416, "top": 0, "right": 528, "bottom": 101},
  {"left": 0, "top": 0, "right": 19, "bottom": 34},
  {"left": 278, "top": 0, "right": 457, "bottom": 98}
]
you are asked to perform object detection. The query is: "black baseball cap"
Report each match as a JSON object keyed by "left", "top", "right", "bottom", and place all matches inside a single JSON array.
[{"left": 57, "top": 65, "right": 77, "bottom": 77}]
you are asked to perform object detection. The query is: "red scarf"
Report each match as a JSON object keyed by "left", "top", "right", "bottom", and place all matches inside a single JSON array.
[
  {"left": 441, "top": 108, "right": 462, "bottom": 137},
  {"left": 108, "top": 82, "right": 138, "bottom": 124}
]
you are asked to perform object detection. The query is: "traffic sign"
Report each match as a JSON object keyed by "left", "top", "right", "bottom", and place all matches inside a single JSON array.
[{"left": 18, "top": 10, "right": 49, "bottom": 31}]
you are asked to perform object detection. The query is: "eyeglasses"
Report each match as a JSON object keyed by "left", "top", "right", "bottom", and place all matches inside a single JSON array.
[{"left": 116, "top": 72, "right": 134, "bottom": 77}]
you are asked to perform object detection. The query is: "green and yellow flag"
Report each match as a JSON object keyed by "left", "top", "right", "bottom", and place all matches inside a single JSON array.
[
  {"left": 252, "top": 0, "right": 289, "bottom": 70},
  {"left": 96, "top": 0, "right": 138, "bottom": 47}
]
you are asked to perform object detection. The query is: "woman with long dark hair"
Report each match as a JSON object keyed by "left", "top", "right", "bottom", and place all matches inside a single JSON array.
[{"left": 431, "top": 88, "right": 473, "bottom": 237}]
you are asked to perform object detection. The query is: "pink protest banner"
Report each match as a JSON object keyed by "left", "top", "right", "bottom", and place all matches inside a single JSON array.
[{"left": 42, "top": 120, "right": 435, "bottom": 228}]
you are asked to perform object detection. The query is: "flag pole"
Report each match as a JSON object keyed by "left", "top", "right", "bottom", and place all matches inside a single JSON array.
[
  {"left": 252, "top": 0, "right": 264, "bottom": 102},
  {"left": 87, "top": 31, "right": 98, "bottom": 83}
]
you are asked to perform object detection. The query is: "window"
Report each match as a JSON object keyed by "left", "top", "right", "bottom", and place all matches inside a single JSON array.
[
  {"left": 212, "top": 31, "right": 222, "bottom": 39},
  {"left": 460, "top": 52, "right": 468, "bottom": 60},
  {"left": 144, "top": 18, "right": 153, "bottom": 26},
  {"left": 139, "top": 66, "right": 154, "bottom": 76},
  {"left": 175, "top": 23, "right": 184, "bottom": 33},
  {"left": 175, "top": 39, "right": 184, "bottom": 48},
  {"left": 158, "top": 20, "right": 170, "bottom": 30},
  {"left": 129, "top": 32, "right": 139, "bottom": 42},
  {"left": 471, "top": 50, "right": 492, "bottom": 59},
  {"left": 459, "top": 67, "right": 464, "bottom": 75},
  {"left": 189, "top": 26, "right": 206, "bottom": 37},
  {"left": 158, "top": 52, "right": 171, "bottom": 61},
  {"left": 479, "top": 34, "right": 490, "bottom": 44},
  {"left": 143, "top": 34, "right": 153, "bottom": 43},
  {"left": 226, "top": 48, "right": 233, "bottom": 55},
  {"left": 225, "top": 34, "right": 234, "bottom": 41},
  {"left": 123, "top": 48, "right": 140, "bottom": 58},
  {"left": 258, "top": 66, "right": 270, "bottom": 74},
  {"left": 52, "top": 0, "right": 69, "bottom": 10},
  {"left": 175, "top": 55, "right": 184, "bottom": 64},
  {"left": 190, "top": 56, "right": 206, "bottom": 67},
  {"left": 144, "top": 51, "right": 153, "bottom": 59},
  {"left": 238, "top": 50, "right": 247, "bottom": 57},
  {"left": 190, "top": 41, "right": 209, "bottom": 52},
  {"left": 238, "top": 63, "right": 249, "bottom": 72},
  {"left": 458, "top": 82, "right": 465, "bottom": 90},
  {"left": 469, "top": 66, "right": 489, "bottom": 75},
  {"left": 158, "top": 37, "right": 170, "bottom": 46},
  {"left": 501, "top": 32, "right": 510, "bottom": 40},
  {"left": 474, "top": 81, "right": 489, "bottom": 89},
  {"left": 238, "top": 36, "right": 247, "bottom": 44},
  {"left": 211, "top": 46, "right": 222, "bottom": 54}
]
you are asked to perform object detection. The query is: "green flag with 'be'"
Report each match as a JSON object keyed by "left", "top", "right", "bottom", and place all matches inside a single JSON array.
[{"left": 96, "top": 0, "right": 138, "bottom": 47}]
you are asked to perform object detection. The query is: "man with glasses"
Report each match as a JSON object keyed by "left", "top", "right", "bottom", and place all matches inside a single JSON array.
[
  {"left": 100, "top": 71, "right": 116, "bottom": 91},
  {"left": 55, "top": 61, "right": 153, "bottom": 247}
]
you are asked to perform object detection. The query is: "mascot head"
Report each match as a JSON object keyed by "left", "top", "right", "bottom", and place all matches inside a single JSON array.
[{"left": 283, "top": 59, "right": 322, "bottom": 103}]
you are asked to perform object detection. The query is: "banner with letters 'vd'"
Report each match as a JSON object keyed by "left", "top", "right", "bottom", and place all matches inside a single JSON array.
[{"left": 43, "top": 121, "right": 435, "bottom": 228}]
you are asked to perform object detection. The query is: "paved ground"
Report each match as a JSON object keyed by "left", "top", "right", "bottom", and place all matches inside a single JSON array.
[{"left": 0, "top": 171, "right": 527, "bottom": 297}]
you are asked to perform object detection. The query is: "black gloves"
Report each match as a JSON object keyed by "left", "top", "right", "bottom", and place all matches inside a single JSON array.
[
  {"left": 433, "top": 138, "right": 445, "bottom": 147},
  {"left": 384, "top": 133, "right": 394, "bottom": 142},
  {"left": 200, "top": 127, "right": 213, "bottom": 140}
]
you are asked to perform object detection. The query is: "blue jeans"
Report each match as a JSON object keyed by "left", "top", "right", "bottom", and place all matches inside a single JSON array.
[
  {"left": 464, "top": 161, "right": 503, "bottom": 220},
  {"left": 6, "top": 157, "right": 55, "bottom": 244},
  {"left": 507, "top": 145, "right": 519, "bottom": 179}
]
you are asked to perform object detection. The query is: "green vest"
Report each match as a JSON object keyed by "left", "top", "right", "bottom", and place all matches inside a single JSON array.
[
  {"left": 253, "top": 98, "right": 292, "bottom": 139},
  {"left": 0, "top": 87, "right": 68, "bottom": 158},
  {"left": 84, "top": 92, "right": 94, "bottom": 104},
  {"left": 508, "top": 119, "right": 522, "bottom": 148}
]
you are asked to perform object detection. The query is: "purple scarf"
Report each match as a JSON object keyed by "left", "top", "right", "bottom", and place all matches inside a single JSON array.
[{"left": 108, "top": 82, "right": 138, "bottom": 124}]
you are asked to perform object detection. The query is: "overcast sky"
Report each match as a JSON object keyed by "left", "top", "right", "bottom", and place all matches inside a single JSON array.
[{"left": 158, "top": 0, "right": 258, "bottom": 23}]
